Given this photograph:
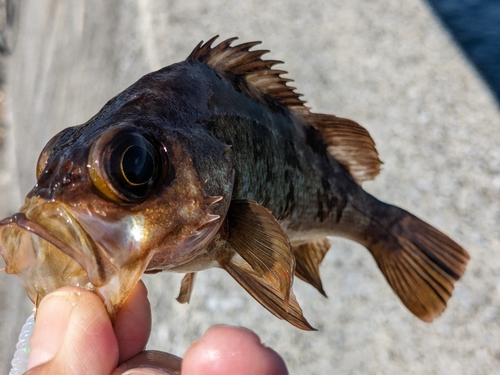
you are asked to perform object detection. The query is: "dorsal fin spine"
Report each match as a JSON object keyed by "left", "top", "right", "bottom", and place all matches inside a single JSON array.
[
  {"left": 187, "top": 36, "right": 309, "bottom": 113},
  {"left": 188, "top": 36, "right": 381, "bottom": 183}
]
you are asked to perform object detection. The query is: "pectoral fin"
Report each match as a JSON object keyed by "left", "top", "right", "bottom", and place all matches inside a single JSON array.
[
  {"left": 176, "top": 272, "right": 197, "bottom": 304},
  {"left": 224, "top": 255, "right": 315, "bottom": 331},
  {"left": 293, "top": 238, "right": 331, "bottom": 297},
  {"left": 226, "top": 199, "right": 294, "bottom": 306}
]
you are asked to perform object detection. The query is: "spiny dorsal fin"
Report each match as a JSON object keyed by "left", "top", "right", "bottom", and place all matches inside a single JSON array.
[
  {"left": 176, "top": 272, "right": 197, "bottom": 304},
  {"left": 189, "top": 37, "right": 382, "bottom": 184},
  {"left": 226, "top": 199, "right": 294, "bottom": 306},
  {"left": 293, "top": 238, "right": 331, "bottom": 297},
  {"left": 187, "top": 36, "right": 309, "bottom": 113},
  {"left": 307, "top": 113, "right": 382, "bottom": 184}
]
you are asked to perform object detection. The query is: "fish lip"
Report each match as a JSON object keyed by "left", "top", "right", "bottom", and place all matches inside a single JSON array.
[
  {"left": 0, "top": 211, "right": 97, "bottom": 306},
  {"left": 4, "top": 203, "right": 118, "bottom": 288},
  {"left": 0, "top": 209, "right": 115, "bottom": 289},
  {"left": 0, "top": 198, "right": 119, "bottom": 291},
  {"left": 0, "top": 212, "right": 90, "bottom": 266},
  {"left": 0, "top": 199, "right": 153, "bottom": 318}
]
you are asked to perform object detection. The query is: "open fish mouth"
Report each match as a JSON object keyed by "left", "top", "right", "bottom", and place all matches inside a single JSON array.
[
  {"left": 0, "top": 213, "right": 94, "bottom": 298},
  {"left": 0, "top": 197, "right": 151, "bottom": 318}
]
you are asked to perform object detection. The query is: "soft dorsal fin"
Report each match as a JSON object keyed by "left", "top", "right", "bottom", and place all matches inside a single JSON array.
[
  {"left": 187, "top": 36, "right": 309, "bottom": 113},
  {"left": 307, "top": 114, "right": 382, "bottom": 184},
  {"left": 188, "top": 36, "right": 382, "bottom": 184}
]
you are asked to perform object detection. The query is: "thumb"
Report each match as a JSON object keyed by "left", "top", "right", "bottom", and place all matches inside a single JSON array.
[{"left": 26, "top": 287, "right": 119, "bottom": 375}]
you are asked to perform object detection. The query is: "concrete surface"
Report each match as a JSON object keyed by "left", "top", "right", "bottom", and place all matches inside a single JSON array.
[{"left": 0, "top": 0, "right": 499, "bottom": 374}]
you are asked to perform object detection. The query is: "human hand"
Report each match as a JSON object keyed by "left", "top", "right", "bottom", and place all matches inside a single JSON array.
[{"left": 24, "top": 282, "right": 288, "bottom": 375}]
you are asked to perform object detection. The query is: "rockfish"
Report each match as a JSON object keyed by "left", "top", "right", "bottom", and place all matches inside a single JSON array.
[{"left": 0, "top": 36, "right": 469, "bottom": 329}]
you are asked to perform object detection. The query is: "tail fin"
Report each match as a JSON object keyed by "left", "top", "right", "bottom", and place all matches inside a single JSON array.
[{"left": 367, "top": 208, "right": 469, "bottom": 322}]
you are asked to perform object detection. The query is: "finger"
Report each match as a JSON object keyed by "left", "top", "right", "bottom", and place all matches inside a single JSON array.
[
  {"left": 112, "top": 350, "right": 182, "bottom": 375},
  {"left": 114, "top": 280, "right": 152, "bottom": 364},
  {"left": 25, "top": 287, "right": 118, "bottom": 375},
  {"left": 182, "top": 325, "right": 288, "bottom": 375},
  {"left": 26, "top": 290, "right": 73, "bottom": 369}
]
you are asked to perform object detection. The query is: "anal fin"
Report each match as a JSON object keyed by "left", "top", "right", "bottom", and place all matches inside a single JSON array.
[
  {"left": 224, "top": 256, "right": 315, "bottom": 331},
  {"left": 293, "top": 238, "right": 331, "bottom": 297},
  {"left": 176, "top": 272, "right": 197, "bottom": 304}
]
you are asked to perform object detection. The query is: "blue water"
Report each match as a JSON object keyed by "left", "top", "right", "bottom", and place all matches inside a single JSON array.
[{"left": 426, "top": 0, "right": 500, "bottom": 105}]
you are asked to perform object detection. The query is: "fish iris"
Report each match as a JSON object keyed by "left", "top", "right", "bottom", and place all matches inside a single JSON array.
[{"left": 121, "top": 145, "right": 155, "bottom": 185}]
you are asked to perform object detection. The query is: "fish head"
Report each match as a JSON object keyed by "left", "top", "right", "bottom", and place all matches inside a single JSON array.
[{"left": 0, "top": 90, "right": 234, "bottom": 318}]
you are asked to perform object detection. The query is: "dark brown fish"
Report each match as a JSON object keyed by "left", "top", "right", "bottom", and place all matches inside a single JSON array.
[{"left": 0, "top": 36, "right": 469, "bottom": 329}]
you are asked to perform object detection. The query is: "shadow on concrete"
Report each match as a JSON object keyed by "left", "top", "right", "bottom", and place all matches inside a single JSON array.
[{"left": 426, "top": 0, "right": 500, "bottom": 106}]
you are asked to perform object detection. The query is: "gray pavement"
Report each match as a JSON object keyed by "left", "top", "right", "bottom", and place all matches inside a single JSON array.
[{"left": 0, "top": 1, "right": 499, "bottom": 374}]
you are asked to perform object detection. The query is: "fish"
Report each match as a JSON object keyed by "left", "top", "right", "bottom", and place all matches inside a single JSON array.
[{"left": 0, "top": 36, "right": 469, "bottom": 330}]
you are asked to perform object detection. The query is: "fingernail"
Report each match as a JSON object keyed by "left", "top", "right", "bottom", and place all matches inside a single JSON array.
[
  {"left": 122, "top": 369, "right": 176, "bottom": 375},
  {"left": 27, "top": 290, "right": 79, "bottom": 370},
  {"left": 116, "top": 351, "right": 181, "bottom": 375}
]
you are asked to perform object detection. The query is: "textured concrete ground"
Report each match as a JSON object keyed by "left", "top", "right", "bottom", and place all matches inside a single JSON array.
[{"left": 0, "top": 1, "right": 499, "bottom": 374}]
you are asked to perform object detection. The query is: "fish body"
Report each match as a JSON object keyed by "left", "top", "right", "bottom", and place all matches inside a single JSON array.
[{"left": 0, "top": 37, "right": 469, "bottom": 329}]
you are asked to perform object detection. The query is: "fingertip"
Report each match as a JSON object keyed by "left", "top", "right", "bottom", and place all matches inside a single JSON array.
[
  {"left": 112, "top": 350, "right": 181, "bottom": 375},
  {"left": 27, "top": 287, "right": 119, "bottom": 374},
  {"left": 205, "top": 324, "right": 261, "bottom": 342},
  {"left": 114, "top": 280, "right": 152, "bottom": 364},
  {"left": 27, "top": 288, "right": 78, "bottom": 370},
  {"left": 183, "top": 325, "right": 288, "bottom": 375}
]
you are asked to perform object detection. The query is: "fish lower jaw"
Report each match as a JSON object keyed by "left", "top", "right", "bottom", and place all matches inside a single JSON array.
[{"left": 95, "top": 275, "right": 121, "bottom": 318}]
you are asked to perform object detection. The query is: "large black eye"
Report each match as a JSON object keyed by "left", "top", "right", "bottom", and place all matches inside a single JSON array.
[
  {"left": 89, "top": 127, "right": 168, "bottom": 203},
  {"left": 121, "top": 145, "right": 155, "bottom": 185}
]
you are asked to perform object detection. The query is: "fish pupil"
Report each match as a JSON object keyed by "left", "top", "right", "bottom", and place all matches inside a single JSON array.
[{"left": 121, "top": 145, "right": 155, "bottom": 185}]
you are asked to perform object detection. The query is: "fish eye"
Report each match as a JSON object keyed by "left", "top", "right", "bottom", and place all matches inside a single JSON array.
[
  {"left": 120, "top": 144, "right": 155, "bottom": 185},
  {"left": 89, "top": 127, "right": 168, "bottom": 204}
]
